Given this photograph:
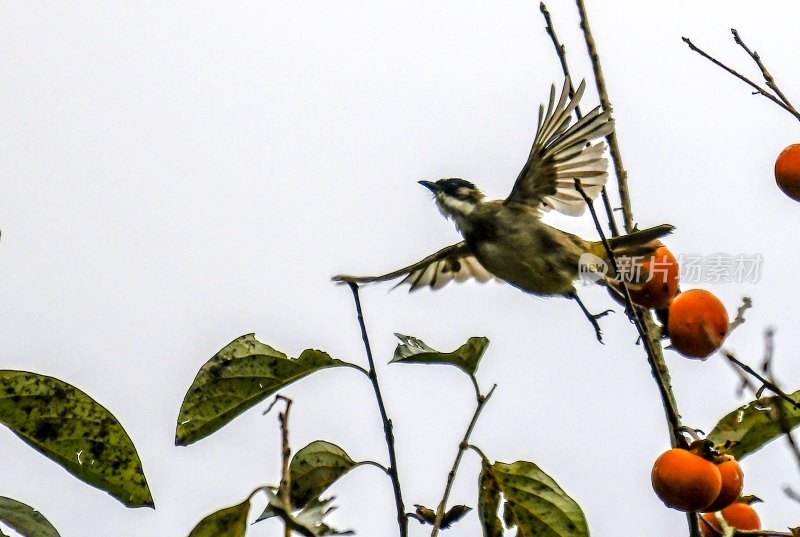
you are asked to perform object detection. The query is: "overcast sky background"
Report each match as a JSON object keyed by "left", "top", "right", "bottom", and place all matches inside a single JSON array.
[{"left": 2, "top": 1, "right": 800, "bottom": 536}]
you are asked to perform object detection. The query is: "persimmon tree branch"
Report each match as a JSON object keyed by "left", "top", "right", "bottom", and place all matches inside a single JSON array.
[
  {"left": 576, "top": 180, "right": 684, "bottom": 445},
  {"left": 430, "top": 384, "right": 497, "bottom": 536},
  {"left": 571, "top": 3, "right": 698, "bottom": 534},
  {"left": 723, "top": 351, "right": 799, "bottom": 410},
  {"left": 264, "top": 394, "right": 294, "bottom": 537},
  {"left": 539, "top": 1, "right": 620, "bottom": 237},
  {"left": 574, "top": 0, "right": 634, "bottom": 233},
  {"left": 347, "top": 283, "right": 408, "bottom": 537},
  {"left": 682, "top": 30, "right": 800, "bottom": 122}
]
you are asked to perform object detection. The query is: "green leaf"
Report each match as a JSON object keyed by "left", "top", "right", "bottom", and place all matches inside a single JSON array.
[
  {"left": 290, "top": 441, "right": 362, "bottom": 509},
  {"left": 176, "top": 334, "right": 351, "bottom": 445},
  {"left": 390, "top": 334, "right": 489, "bottom": 378},
  {"left": 478, "top": 460, "right": 504, "bottom": 537},
  {"left": 0, "top": 497, "right": 61, "bottom": 537},
  {"left": 187, "top": 500, "right": 249, "bottom": 537},
  {"left": 490, "top": 461, "right": 588, "bottom": 537},
  {"left": 0, "top": 371, "right": 153, "bottom": 508},
  {"left": 707, "top": 390, "right": 800, "bottom": 460}
]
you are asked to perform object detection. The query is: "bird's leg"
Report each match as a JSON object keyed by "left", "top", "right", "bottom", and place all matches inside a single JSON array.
[{"left": 568, "top": 292, "right": 613, "bottom": 343}]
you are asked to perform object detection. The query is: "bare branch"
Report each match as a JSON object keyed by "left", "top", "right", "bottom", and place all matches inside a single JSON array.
[
  {"left": 346, "top": 283, "right": 409, "bottom": 537},
  {"left": 431, "top": 384, "right": 497, "bottom": 536},
  {"left": 682, "top": 35, "right": 800, "bottom": 122},
  {"left": 575, "top": 0, "right": 635, "bottom": 232},
  {"left": 539, "top": 1, "right": 620, "bottom": 238}
]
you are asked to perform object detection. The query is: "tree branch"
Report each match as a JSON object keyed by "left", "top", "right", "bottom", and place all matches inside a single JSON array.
[
  {"left": 346, "top": 283, "right": 408, "bottom": 537},
  {"left": 539, "top": 1, "right": 620, "bottom": 238},
  {"left": 431, "top": 384, "right": 497, "bottom": 536},
  {"left": 682, "top": 34, "right": 800, "bottom": 122},
  {"left": 575, "top": 0, "right": 635, "bottom": 233}
]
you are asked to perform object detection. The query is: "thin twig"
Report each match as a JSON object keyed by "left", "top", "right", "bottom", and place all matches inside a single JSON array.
[
  {"left": 271, "top": 395, "right": 293, "bottom": 537},
  {"left": 431, "top": 384, "right": 497, "bottom": 536},
  {"left": 539, "top": 1, "right": 620, "bottom": 238},
  {"left": 347, "top": 283, "right": 408, "bottom": 537},
  {"left": 724, "top": 351, "right": 799, "bottom": 410},
  {"left": 575, "top": 0, "right": 634, "bottom": 232},
  {"left": 761, "top": 330, "right": 800, "bottom": 474},
  {"left": 728, "top": 296, "right": 752, "bottom": 334},
  {"left": 682, "top": 36, "right": 800, "bottom": 122},
  {"left": 731, "top": 29, "right": 797, "bottom": 111}
]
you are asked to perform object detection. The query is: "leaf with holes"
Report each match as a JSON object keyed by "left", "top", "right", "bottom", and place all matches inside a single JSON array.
[
  {"left": 488, "top": 461, "right": 588, "bottom": 537},
  {"left": 0, "top": 497, "right": 61, "bottom": 537},
  {"left": 176, "top": 334, "right": 352, "bottom": 445},
  {"left": 390, "top": 334, "right": 489, "bottom": 378},
  {"left": 0, "top": 371, "right": 153, "bottom": 508},
  {"left": 187, "top": 499, "right": 250, "bottom": 537},
  {"left": 289, "top": 441, "right": 364, "bottom": 509},
  {"left": 707, "top": 390, "right": 800, "bottom": 460}
]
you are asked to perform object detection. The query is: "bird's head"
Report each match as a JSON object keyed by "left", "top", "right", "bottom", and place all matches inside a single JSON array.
[{"left": 419, "top": 178, "right": 484, "bottom": 220}]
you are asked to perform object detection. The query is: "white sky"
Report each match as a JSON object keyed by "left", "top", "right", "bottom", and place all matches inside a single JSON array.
[{"left": 2, "top": 1, "right": 800, "bottom": 536}]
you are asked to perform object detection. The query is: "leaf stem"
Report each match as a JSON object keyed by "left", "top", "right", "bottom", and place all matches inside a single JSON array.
[
  {"left": 430, "top": 384, "right": 497, "bottom": 536},
  {"left": 346, "top": 283, "right": 408, "bottom": 537}
]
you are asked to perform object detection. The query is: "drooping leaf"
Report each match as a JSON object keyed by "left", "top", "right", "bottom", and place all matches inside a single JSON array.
[
  {"left": 409, "top": 504, "right": 471, "bottom": 530},
  {"left": 0, "top": 497, "right": 60, "bottom": 537},
  {"left": 477, "top": 459, "right": 504, "bottom": 537},
  {"left": 441, "top": 505, "right": 471, "bottom": 529},
  {"left": 256, "top": 490, "right": 353, "bottom": 536},
  {"left": 254, "top": 487, "right": 281, "bottom": 522},
  {"left": 187, "top": 500, "right": 249, "bottom": 537},
  {"left": 176, "top": 334, "right": 351, "bottom": 445},
  {"left": 289, "top": 441, "right": 363, "bottom": 509},
  {"left": 707, "top": 390, "right": 800, "bottom": 460},
  {"left": 288, "top": 496, "right": 354, "bottom": 537},
  {"left": 490, "top": 461, "right": 589, "bottom": 537},
  {"left": 412, "top": 504, "right": 436, "bottom": 525},
  {"left": 0, "top": 371, "right": 153, "bottom": 508},
  {"left": 390, "top": 334, "right": 489, "bottom": 378}
]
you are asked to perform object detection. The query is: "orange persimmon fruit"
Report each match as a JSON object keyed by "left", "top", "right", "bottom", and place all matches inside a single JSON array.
[
  {"left": 651, "top": 448, "right": 722, "bottom": 512},
  {"left": 667, "top": 289, "right": 729, "bottom": 359},
  {"left": 608, "top": 242, "right": 680, "bottom": 310},
  {"left": 701, "top": 502, "right": 761, "bottom": 536},
  {"left": 627, "top": 243, "right": 680, "bottom": 309},
  {"left": 775, "top": 143, "right": 800, "bottom": 202},
  {"left": 703, "top": 456, "right": 744, "bottom": 513}
]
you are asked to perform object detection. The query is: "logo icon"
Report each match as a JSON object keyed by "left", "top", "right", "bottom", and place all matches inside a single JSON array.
[{"left": 578, "top": 253, "right": 608, "bottom": 285}]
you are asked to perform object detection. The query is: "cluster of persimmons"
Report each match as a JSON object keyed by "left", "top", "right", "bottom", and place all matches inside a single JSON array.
[{"left": 608, "top": 144, "right": 800, "bottom": 533}]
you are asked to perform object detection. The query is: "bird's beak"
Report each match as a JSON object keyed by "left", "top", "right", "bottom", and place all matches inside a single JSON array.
[{"left": 418, "top": 180, "right": 439, "bottom": 193}]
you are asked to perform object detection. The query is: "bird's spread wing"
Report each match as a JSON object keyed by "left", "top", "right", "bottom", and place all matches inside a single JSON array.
[
  {"left": 333, "top": 242, "right": 499, "bottom": 292},
  {"left": 504, "top": 78, "right": 614, "bottom": 216}
]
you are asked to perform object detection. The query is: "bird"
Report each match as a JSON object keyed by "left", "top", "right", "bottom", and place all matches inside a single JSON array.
[{"left": 333, "top": 78, "right": 673, "bottom": 342}]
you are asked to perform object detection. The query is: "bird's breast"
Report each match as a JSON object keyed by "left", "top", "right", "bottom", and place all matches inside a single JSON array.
[{"left": 463, "top": 213, "right": 583, "bottom": 296}]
